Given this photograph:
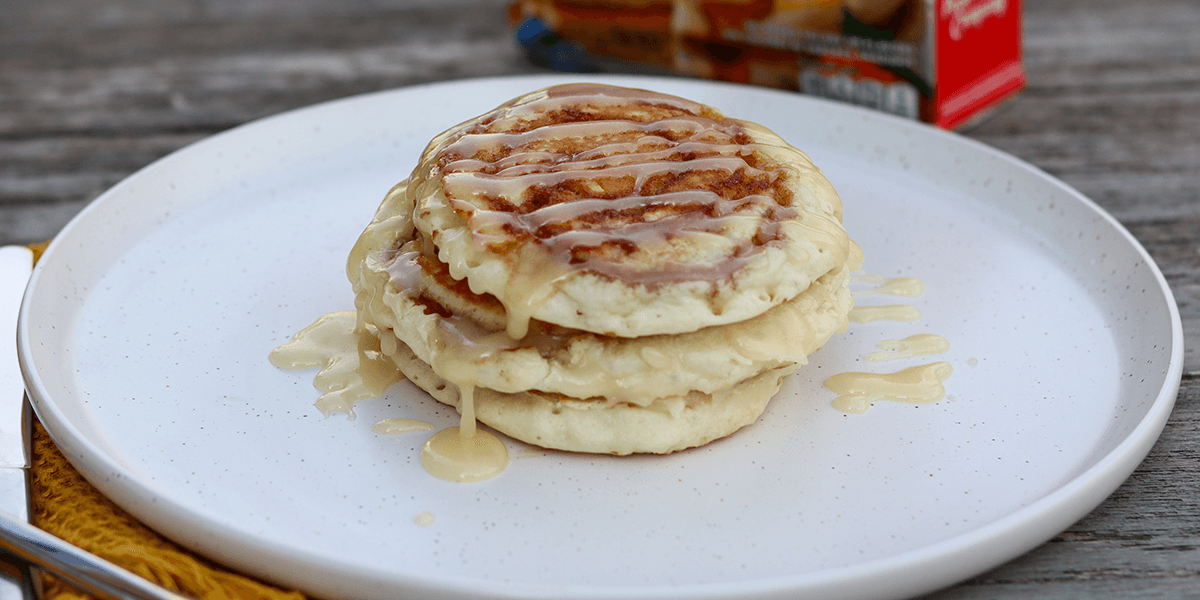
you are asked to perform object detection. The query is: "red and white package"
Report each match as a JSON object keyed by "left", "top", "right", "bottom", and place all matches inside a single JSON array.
[{"left": 510, "top": 0, "right": 1025, "bottom": 128}]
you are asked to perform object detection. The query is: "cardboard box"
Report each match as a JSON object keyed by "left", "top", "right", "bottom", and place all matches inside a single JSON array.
[{"left": 510, "top": 0, "right": 1024, "bottom": 128}]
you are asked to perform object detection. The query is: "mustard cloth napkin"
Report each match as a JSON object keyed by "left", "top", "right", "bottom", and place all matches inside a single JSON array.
[{"left": 26, "top": 243, "right": 306, "bottom": 600}]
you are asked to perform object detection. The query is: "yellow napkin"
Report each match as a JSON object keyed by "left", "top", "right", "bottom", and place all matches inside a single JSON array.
[{"left": 26, "top": 243, "right": 306, "bottom": 600}]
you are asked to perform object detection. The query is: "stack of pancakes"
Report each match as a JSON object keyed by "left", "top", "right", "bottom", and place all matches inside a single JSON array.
[{"left": 347, "top": 83, "right": 856, "bottom": 455}]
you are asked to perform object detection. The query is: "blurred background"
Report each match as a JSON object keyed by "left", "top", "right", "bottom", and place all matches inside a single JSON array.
[
  {"left": 2, "top": 0, "right": 547, "bottom": 245},
  {"left": 4, "top": 0, "right": 1197, "bottom": 246}
]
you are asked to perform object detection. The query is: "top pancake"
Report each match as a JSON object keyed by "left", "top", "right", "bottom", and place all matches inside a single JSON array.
[{"left": 408, "top": 83, "right": 850, "bottom": 338}]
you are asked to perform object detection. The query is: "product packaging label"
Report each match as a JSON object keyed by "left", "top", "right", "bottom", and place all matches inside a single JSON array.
[{"left": 510, "top": 0, "right": 1025, "bottom": 128}]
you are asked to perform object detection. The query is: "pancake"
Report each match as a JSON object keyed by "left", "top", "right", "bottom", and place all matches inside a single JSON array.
[
  {"left": 407, "top": 83, "right": 849, "bottom": 339},
  {"left": 347, "top": 83, "right": 858, "bottom": 455},
  {"left": 386, "top": 335, "right": 796, "bottom": 455},
  {"left": 349, "top": 180, "right": 853, "bottom": 405}
]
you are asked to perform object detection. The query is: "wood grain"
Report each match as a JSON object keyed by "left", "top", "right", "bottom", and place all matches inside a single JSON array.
[
  {"left": 0, "top": 0, "right": 541, "bottom": 244},
  {"left": 2, "top": 0, "right": 1198, "bottom": 597}
]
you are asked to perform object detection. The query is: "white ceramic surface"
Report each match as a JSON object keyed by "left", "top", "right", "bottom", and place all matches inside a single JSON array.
[{"left": 17, "top": 75, "right": 1183, "bottom": 600}]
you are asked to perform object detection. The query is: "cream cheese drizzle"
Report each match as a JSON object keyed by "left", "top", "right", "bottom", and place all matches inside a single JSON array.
[
  {"left": 411, "top": 322, "right": 511, "bottom": 482},
  {"left": 864, "top": 333, "right": 950, "bottom": 362},
  {"left": 825, "top": 362, "right": 953, "bottom": 414},
  {"left": 281, "top": 85, "right": 870, "bottom": 481},
  {"left": 441, "top": 117, "right": 715, "bottom": 159},
  {"left": 847, "top": 240, "right": 865, "bottom": 272},
  {"left": 851, "top": 273, "right": 925, "bottom": 297},
  {"left": 829, "top": 273, "right": 956, "bottom": 413},
  {"left": 411, "top": 84, "right": 851, "bottom": 340},
  {"left": 373, "top": 243, "right": 514, "bottom": 480},
  {"left": 372, "top": 419, "right": 435, "bottom": 435},
  {"left": 848, "top": 304, "right": 922, "bottom": 323},
  {"left": 420, "top": 424, "right": 510, "bottom": 483},
  {"left": 444, "top": 156, "right": 771, "bottom": 201},
  {"left": 270, "top": 311, "right": 510, "bottom": 483},
  {"left": 847, "top": 272, "right": 925, "bottom": 323},
  {"left": 268, "top": 311, "right": 405, "bottom": 417}
]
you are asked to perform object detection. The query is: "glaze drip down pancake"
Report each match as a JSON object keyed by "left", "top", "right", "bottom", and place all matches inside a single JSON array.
[
  {"left": 347, "top": 83, "right": 858, "bottom": 455},
  {"left": 349, "top": 181, "right": 853, "bottom": 406}
]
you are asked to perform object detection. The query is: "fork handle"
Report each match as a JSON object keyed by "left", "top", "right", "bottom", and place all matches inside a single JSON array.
[{"left": 0, "top": 510, "right": 189, "bottom": 600}]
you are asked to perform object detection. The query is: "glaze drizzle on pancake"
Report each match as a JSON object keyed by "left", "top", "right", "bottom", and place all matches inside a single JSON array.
[
  {"left": 348, "top": 181, "right": 853, "bottom": 407},
  {"left": 410, "top": 83, "right": 850, "bottom": 339},
  {"left": 331, "top": 83, "right": 860, "bottom": 463}
]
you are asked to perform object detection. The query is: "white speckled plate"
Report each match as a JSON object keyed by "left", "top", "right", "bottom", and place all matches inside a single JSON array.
[{"left": 18, "top": 75, "right": 1183, "bottom": 600}]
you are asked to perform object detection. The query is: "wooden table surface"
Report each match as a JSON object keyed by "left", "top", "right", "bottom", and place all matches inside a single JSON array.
[{"left": 2, "top": 0, "right": 1197, "bottom": 598}]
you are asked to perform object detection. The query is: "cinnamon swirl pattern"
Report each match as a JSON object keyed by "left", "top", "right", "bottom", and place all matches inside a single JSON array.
[
  {"left": 349, "top": 84, "right": 857, "bottom": 455},
  {"left": 410, "top": 83, "right": 849, "bottom": 338}
]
